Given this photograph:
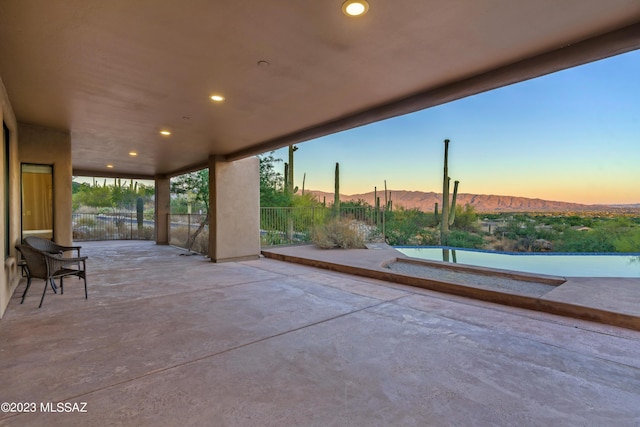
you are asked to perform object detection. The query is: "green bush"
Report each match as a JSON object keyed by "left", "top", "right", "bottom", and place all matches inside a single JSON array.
[
  {"left": 452, "top": 204, "right": 478, "bottom": 231},
  {"left": 555, "top": 229, "right": 615, "bottom": 252},
  {"left": 261, "top": 230, "right": 290, "bottom": 246},
  {"left": 446, "top": 230, "right": 484, "bottom": 249},
  {"left": 613, "top": 229, "right": 640, "bottom": 252},
  {"left": 383, "top": 207, "right": 433, "bottom": 245},
  {"left": 76, "top": 216, "right": 97, "bottom": 227},
  {"left": 312, "top": 218, "right": 366, "bottom": 249}
]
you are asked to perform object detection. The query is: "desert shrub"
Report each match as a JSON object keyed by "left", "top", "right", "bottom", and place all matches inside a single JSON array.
[
  {"left": 74, "top": 205, "right": 99, "bottom": 214},
  {"left": 555, "top": 229, "right": 615, "bottom": 252},
  {"left": 613, "top": 229, "right": 640, "bottom": 252},
  {"left": 72, "top": 228, "right": 89, "bottom": 240},
  {"left": 386, "top": 227, "right": 438, "bottom": 246},
  {"left": 170, "top": 225, "right": 190, "bottom": 248},
  {"left": 132, "top": 225, "right": 155, "bottom": 240},
  {"left": 170, "top": 225, "right": 209, "bottom": 254},
  {"left": 446, "top": 230, "right": 484, "bottom": 249},
  {"left": 191, "top": 230, "right": 209, "bottom": 254},
  {"left": 312, "top": 218, "right": 366, "bottom": 249},
  {"left": 451, "top": 204, "right": 478, "bottom": 231},
  {"left": 261, "top": 230, "right": 290, "bottom": 246},
  {"left": 76, "top": 216, "right": 97, "bottom": 227},
  {"left": 384, "top": 207, "right": 432, "bottom": 245}
]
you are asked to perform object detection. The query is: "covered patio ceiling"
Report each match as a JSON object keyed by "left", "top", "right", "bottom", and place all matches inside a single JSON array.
[{"left": 0, "top": 1, "right": 639, "bottom": 178}]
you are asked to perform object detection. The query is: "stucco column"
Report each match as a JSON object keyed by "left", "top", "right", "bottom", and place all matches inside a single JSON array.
[
  {"left": 155, "top": 175, "right": 170, "bottom": 245},
  {"left": 208, "top": 155, "right": 260, "bottom": 262}
]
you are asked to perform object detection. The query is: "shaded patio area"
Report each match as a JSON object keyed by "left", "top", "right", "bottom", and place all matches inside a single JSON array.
[{"left": 1, "top": 241, "right": 639, "bottom": 426}]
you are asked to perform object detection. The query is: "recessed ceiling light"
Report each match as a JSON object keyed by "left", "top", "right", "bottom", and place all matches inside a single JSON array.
[
  {"left": 160, "top": 130, "right": 171, "bottom": 136},
  {"left": 210, "top": 94, "right": 225, "bottom": 102},
  {"left": 342, "top": 0, "right": 369, "bottom": 16},
  {"left": 107, "top": 164, "right": 114, "bottom": 168},
  {"left": 129, "top": 151, "right": 137, "bottom": 157}
]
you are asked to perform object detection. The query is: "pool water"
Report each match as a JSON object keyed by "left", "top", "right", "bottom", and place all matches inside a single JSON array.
[{"left": 395, "top": 247, "right": 640, "bottom": 278}]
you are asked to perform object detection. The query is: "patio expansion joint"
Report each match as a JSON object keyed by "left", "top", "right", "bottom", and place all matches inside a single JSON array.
[{"left": 35, "top": 298, "right": 400, "bottom": 407}]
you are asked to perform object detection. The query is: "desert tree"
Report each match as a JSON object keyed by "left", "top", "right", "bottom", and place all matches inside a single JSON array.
[{"left": 171, "top": 169, "right": 209, "bottom": 251}]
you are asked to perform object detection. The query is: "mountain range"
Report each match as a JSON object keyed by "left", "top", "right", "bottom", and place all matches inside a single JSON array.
[{"left": 308, "top": 190, "right": 639, "bottom": 213}]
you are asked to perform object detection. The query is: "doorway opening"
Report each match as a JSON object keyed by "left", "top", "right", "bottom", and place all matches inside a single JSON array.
[{"left": 21, "top": 164, "right": 53, "bottom": 240}]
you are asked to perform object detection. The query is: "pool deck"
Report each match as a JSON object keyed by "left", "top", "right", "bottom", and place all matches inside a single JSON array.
[{"left": 262, "top": 244, "right": 640, "bottom": 331}]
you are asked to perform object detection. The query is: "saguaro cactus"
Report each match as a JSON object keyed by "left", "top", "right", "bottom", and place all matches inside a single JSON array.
[
  {"left": 283, "top": 163, "right": 289, "bottom": 193},
  {"left": 334, "top": 162, "right": 340, "bottom": 209},
  {"left": 302, "top": 173, "right": 306, "bottom": 195},
  {"left": 288, "top": 145, "right": 298, "bottom": 194},
  {"left": 136, "top": 197, "right": 144, "bottom": 231},
  {"left": 384, "top": 180, "right": 388, "bottom": 210},
  {"left": 440, "top": 139, "right": 461, "bottom": 242},
  {"left": 374, "top": 186, "right": 377, "bottom": 224},
  {"left": 440, "top": 139, "right": 451, "bottom": 244},
  {"left": 448, "top": 180, "right": 459, "bottom": 226}
]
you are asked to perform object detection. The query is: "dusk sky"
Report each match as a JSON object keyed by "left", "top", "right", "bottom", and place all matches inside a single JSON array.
[{"left": 270, "top": 49, "right": 640, "bottom": 205}]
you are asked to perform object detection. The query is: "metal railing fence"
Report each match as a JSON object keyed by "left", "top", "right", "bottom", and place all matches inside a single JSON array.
[
  {"left": 168, "top": 214, "right": 209, "bottom": 254},
  {"left": 73, "top": 207, "right": 386, "bottom": 251},
  {"left": 260, "top": 206, "right": 385, "bottom": 246},
  {"left": 72, "top": 213, "right": 155, "bottom": 241}
]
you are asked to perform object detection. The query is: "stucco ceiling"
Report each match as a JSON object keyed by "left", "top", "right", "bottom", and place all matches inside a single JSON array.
[{"left": 0, "top": 1, "right": 639, "bottom": 178}]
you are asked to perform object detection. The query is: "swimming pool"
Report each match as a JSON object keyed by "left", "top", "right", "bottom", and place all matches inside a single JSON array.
[{"left": 394, "top": 247, "right": 640, "bottom": 277}]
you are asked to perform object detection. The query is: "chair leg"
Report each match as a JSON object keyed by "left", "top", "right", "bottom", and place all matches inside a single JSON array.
[
  {"left": 20, "top": 277, "right": 32, "bottom": 304},
  {"left": 83, "top": 276, "right": 88, "bottom": 299},
  {"left": 60, "top": 277, "right": 64, "bottom": 295},
  {"left": 39, "top": 280, "right": 47, "bottom": 308}
]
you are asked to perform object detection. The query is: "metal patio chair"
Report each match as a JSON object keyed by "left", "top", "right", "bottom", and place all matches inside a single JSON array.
[{"left": 16, "top": 244, "right": 88, "bottom": 308}]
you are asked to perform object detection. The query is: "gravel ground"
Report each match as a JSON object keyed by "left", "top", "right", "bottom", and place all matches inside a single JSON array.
[{"left": 388, "top": 261, "right": 559, "bottom": 297}]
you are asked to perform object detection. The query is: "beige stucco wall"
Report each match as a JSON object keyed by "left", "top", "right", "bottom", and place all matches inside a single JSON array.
[
  {"left": 18, "top": 123, "right": 73, "bottom": 247},
  {"left": 0, "top": 92, "right": 74, "bottom": 317},
  {"left": 1, "top": 76, "right": 20, "bottom": 318},
  {"left": 208, "top": 156, "right": 260, "bottom": 262}
]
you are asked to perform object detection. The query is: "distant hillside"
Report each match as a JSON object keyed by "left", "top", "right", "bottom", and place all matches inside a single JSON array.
[{"left": 308, "top": 190, "right": 635, "bottom": 213}]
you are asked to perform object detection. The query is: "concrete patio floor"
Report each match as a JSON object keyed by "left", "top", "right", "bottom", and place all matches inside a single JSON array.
[{"left": 1, "top": 241, "right": 639, "bottom": 426}]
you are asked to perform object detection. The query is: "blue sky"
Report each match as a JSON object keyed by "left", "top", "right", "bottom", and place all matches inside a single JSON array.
[{"left": 271, "top": 49, "right": 640, "bottom": 205}]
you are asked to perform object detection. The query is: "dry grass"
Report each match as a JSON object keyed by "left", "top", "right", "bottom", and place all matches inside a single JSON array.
[
  {"left": 312, "top": 218, "right": 366, "bottom": 249},
  {"left": 170, "top": 226, "right": 209, "bottom": 254}
]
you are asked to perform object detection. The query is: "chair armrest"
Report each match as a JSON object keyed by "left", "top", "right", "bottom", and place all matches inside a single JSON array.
[
  {"left": 57, "top": 245, "right": 82, "bottom": 256},
  {"left": 46, "top": 253, "right": 88, "bottom": 271},
  {"left": 49, "top": 254, "right": 87, "bottom": 262},
  {"left": 58, "top": 245, "right": 81, "bottom": 250}
]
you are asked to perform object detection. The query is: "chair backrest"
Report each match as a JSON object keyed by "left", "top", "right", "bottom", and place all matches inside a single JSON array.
[
  {"left": 24, "top": 236, "right": 61, "bottom": 254},
  {"left": 16, "top": 245, "right": 49, "bottom": 279}
]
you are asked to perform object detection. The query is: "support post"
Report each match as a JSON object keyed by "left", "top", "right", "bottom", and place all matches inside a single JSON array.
[{"left": 155, "top": 175, "right": 171, "bottom": 245}]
